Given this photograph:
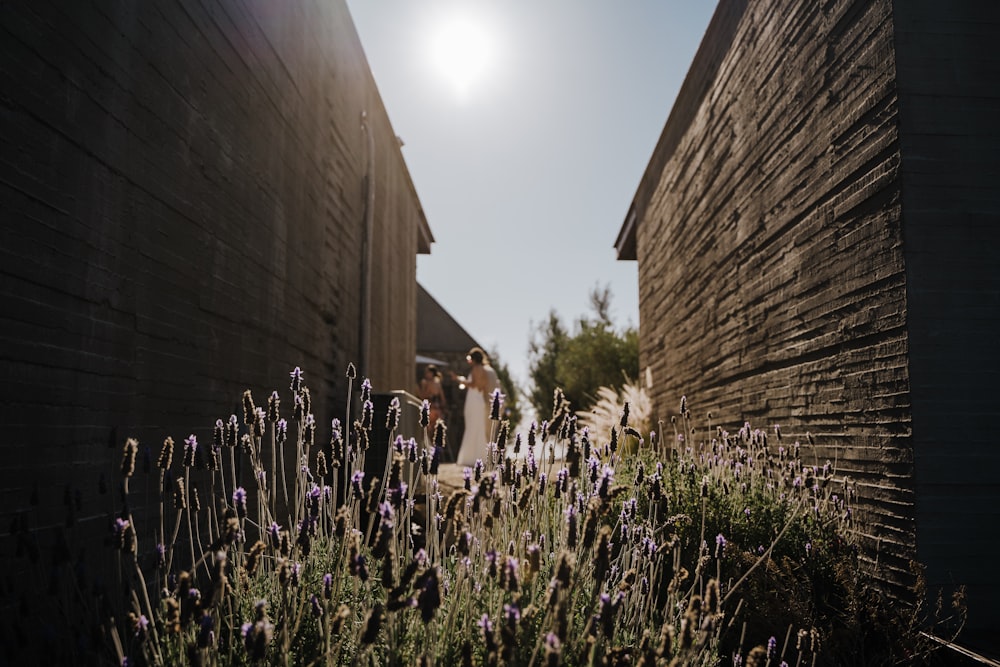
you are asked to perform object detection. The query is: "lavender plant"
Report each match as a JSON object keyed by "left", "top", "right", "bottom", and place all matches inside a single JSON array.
[{"left": 100, "top": 371, "right": 960, "bottom": 666}]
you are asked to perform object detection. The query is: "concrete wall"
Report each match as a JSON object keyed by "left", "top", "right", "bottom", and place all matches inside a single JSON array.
[
  {"left": 0, "top": 0, "right": 428, "bottom": 659},
  {"left": 628, "top": 0, "right": 912, "bottom": 585},
  {"left": 892, "top": 0, "right": 1000, "bottom": 645},
  {"left": 619, "top": 0, "right": 999, "bottom": 641}
]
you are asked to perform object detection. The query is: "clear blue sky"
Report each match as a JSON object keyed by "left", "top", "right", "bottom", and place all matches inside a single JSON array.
[{"left": 345, "top": 1, "right": 717, "bottom": 391}]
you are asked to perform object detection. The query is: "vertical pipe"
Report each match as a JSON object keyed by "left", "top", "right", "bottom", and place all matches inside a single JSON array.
[{"left": 360, "top": 111, "right": 375, "bottom": 379}]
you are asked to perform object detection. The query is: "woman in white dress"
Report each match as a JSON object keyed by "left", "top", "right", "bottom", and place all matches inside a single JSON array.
[{"left": 455, "top": 347, "right": 497, "bottom": 466}]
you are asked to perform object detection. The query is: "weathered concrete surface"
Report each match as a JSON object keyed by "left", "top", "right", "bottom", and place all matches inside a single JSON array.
[
  {"left": 0, "top": 0, "right": 429, "bottom": 660},
  {"left": 618, "top": 0, "right": 999, "bottom": 641}
]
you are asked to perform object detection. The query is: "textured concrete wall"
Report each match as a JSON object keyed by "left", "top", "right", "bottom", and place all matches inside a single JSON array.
[
  {"left": 623, "top": 0, "right": 1000, "bottom": 640},
  {"left": 893, "top": 0, "right": 1000, "bottom": 644},
  {"left": 0, "top": 0, "right": 426, "bottom": 659},
  {"left": 630, "top": 0, "right": 914, "bottom": 584}
]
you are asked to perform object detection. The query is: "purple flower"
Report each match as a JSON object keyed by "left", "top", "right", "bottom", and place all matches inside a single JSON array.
[
  {"left": 198, "top": 614, "right": 214, "bottom": 648},
  {"left": 389, "top": 483, "right": 408, "bottom": 507},
  {"left": 490, "top": 389, "right": 503, "bottom": 421},
  {"left": 503, "top": 602, "right": 521, "bottom": 624},
  {"left": 643, "top": 536, "right": 657, "bottom": 556},
  {"left": 351, "top": 471, "right": 365, "bottom": 499},
  {"left": 183, "top": 434, "right": 198, "bottom": 468},
  {"left": 715, "top": 533, "right": 727, "bottom": 557},
  {"left": 233, "top": 487, "right": 247, "bottom": 517},
  {"left": 768, "top": 636, "right": 777, "bottom": 657},
  {"left": 290, "top": 366, "right": 304, "bottom": 392},
  {"left": 323, "top": 573, "right": 333, "bottom": 600},
  {"left": 597, "top": 465, "right": 614, "bottom": 499}
]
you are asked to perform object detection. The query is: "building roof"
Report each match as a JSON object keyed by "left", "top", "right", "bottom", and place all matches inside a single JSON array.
[{"left": 416, "top": 283, "right": 481, "bottom": 354}]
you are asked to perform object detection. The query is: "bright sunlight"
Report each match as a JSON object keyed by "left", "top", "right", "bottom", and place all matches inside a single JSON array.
[{"left": 428, "top": 13, "right": 495, "bottom": 101}]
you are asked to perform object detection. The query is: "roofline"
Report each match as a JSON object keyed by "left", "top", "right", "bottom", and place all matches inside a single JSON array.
[
  {"left": 615, "top": 0, "right": 748, "bottom": 261},
  {"left": 346, "top": 3, "right": 434, "bottom": 255}
]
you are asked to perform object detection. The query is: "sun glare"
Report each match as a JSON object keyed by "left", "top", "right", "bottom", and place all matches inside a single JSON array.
[{"left": 429, "top": 14, "right": 494, "bottom": 101}]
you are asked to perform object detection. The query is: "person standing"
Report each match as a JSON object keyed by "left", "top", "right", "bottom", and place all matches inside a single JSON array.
[
  {"left": 455, "top": 347, "right": 497, "bottom": 466},
  {"left": 418, "top": 364, "right": 447, "bottom": 437}
]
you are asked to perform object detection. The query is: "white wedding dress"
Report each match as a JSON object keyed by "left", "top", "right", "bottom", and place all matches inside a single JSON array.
[{"left": 456, "top": 387, "right": 488, "bottom": 466}]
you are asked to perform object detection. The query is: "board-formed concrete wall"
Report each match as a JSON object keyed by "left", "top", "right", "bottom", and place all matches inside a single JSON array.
[
  {"left": 618, "top": 0, "right": 1000, "bottom": 641},
  {"left": 892, "top": 0, "right": 1000, "bottom": 645},
  {"left": 0, "top": 1, "right": 429, "bottom": 660}
]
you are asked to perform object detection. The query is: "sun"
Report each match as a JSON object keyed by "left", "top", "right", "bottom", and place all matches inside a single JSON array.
[{"left": 428, "top": 14, "right": 494, "bottom": 101}]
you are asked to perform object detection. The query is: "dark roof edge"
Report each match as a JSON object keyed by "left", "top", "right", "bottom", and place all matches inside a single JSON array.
[
  {"left": 345, "top": 2, "right": 434, "bottom": 255},
  {"left": 416, "top": 283, "right": 482, "bottom": 353},
  {"left": 615, "top": 0, "right": 748, "bottom": 261}
]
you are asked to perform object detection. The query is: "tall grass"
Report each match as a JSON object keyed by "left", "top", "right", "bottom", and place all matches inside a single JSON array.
[{"left": 101, "top": 370, "right": 963, "bottom": 666}]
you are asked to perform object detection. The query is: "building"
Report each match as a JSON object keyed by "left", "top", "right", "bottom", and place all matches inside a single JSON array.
[
  {"left": 616, "top": 0, "right": 999, "bottom": 647},
  {"left": 0, "top": 0, "right": 430, "bottom": 660}
]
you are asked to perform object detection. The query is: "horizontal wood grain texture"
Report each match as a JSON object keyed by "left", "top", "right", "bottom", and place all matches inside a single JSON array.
[
  {"left": 0, "top": 0, "right": 425, "bottom": 659},
  {"left": 632, "top": 0, "right": 1000, "bottom": 639},
  {"left": 634, "top": 0, "right": 916, "bottom": 589}
]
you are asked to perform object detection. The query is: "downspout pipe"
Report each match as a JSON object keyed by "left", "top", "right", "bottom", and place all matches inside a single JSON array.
[{"left": 360, "top": 111, "right": 375, "bottom": 379}]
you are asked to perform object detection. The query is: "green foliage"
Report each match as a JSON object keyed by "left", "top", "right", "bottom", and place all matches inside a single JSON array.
[
  {"left": 528, "top": 286, "right": 638, "bottom": 419},
  {"left": 69, "top": 368, "right": 963, "bottom": 666},
  {"left": 527, "top": 310, "right": 568, "bottom": 421}
]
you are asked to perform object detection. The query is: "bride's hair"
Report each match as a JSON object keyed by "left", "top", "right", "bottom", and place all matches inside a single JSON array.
[{"left": 467, "top": 347, "right": 486, "bottom": 364}]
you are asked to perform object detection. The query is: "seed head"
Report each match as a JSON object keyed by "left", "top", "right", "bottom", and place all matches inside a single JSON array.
[
  {"left": 157, "top": 437, "right": 174, "bottom": 470},
  {"left": 386, "top": 397, "right": 400, "bottom": 431},
  {"left": 490, "top": 389, "right": 503, "bottom": 421},
  {"left": 225, "top": 415, "right": 238, "bottom": 448},
  {"left": 182, "top": 435, "right": 198, "bottom": 468},
  {"left": 361, "top": 603, "right": 384, "bottom": 644},
  {"left": 242, "top": 390, "right": 256, "bottom": 426},
  {"left": 267, "top": 391, "right": 280, "bottom": 422},
  {"left": 290, "top": 366, "right": 304, "bottom": 392},
  {"left": 173, "top": 477, "right": 187, "bottom": 510},
  {"left": 232, "top": 487, "right": 247, "bottom": 518},
  {"left": 121, "top": 438, "right": 138, "bottom": 478},
  {"left": 417, "top": 567, "right": 441, "bottom": 623},
  {"left": 245, "top": 541, "right": 266, "bottom": 576},
  {"left": 361, "top": 400, "right": 373, "bottom": 430}
]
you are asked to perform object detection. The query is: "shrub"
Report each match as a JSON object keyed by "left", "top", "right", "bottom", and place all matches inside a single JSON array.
[{"left": 96, "top": 370, "right": 961, "bottom": 666}]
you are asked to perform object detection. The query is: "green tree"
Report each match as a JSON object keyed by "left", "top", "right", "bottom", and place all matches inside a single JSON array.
[
  {"left": 488, "top": 347, "right": 523, "bottom": 430},
  {"left": 527, "top": 311, "right": 569, "bottom": 421},
  {"left": 528, "top": 286, "right": 638, "bottom": 419}
]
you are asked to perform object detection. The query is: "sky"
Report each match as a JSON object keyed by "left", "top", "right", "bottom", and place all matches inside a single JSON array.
[{"left": 344, "top": 1, "right": 717, "bottom": 391}]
